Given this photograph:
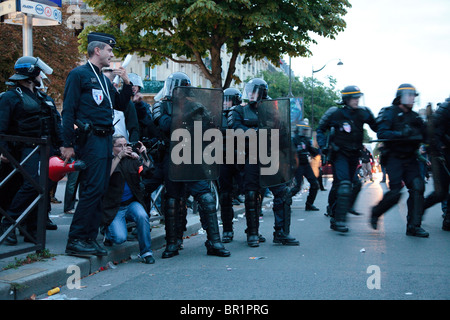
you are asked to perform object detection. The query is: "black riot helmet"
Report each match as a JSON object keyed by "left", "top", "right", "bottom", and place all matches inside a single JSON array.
[
  {"left": 242, "top": 78, "right": 268, "bottom": 104},
  {"left": 295, "top": 120, "right": 312, "bottom": 138},
  {"left": 393, "top": 83, "right": 418, "bottom": 106},
  {"left": 9, "top": 56, "right": 53, "bottom": 82},
  {"left": 340, "top": 85, "right": 363, "bottom": 104},
  {"left": 223, "top": 88, "right": 242, "bottom": 110},
  {"left": 162, "top": 72, "right": 191, "bottom": 99}
]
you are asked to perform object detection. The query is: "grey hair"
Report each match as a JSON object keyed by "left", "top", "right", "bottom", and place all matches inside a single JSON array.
[
  {"left": 87, "top": 41, "right": 108, "bottom": 58},
  {"left": 112, "top": 134, "right": 126, "bottom": 145}
]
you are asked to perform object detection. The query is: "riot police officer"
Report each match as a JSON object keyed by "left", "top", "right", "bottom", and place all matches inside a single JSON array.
[
  {"left": 152, "top": 72, "right": 230, "bottom": 258},
  {"left": 231, "top": 78, "right": 266, "bottom": 247},
  {"left": 0, "top": 56, "right": 62, "bottom": 245},
  {"left": 424, "top": 97, "right": 450, "bottom": 231},
  {"left": 290, "top": 121, "right": 320, "bottom": 211},
  {"left": 232, "top": 78, "right": 298, "bottom": 246},
  {"left": 61, "top": 32, "right": 133, "bottom": 256},
  {"left": 371, "top": 84, "right": 429, "bottom": 237},
  {"left": 218, "top": 88, "right": 243, "bottom": 242},
  {"left": 317, "top": 85, "right": 377, "bottom": 233}
]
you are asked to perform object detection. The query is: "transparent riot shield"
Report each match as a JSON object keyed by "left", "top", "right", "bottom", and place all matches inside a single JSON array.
[
  {"left": 257, "top": 98, "right": 293, "bottom": 187},
  {"left": 169, "top": 87, "right": 223, "bottom": 181}
]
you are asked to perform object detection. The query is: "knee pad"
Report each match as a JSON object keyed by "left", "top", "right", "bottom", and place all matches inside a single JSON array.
[
  {"left": 337, "top": 180, "right": 353, "bottom": 197},
  {"left": 245, "top": 190, "right": 260, "bottom": 205},
  {"left": 197, "top": 192, "right": 216, "bottom": 214}
]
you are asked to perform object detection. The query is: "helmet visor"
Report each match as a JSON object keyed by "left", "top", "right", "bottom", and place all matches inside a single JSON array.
[
  {"left": 162, "top": 75, "right": 191, "bottom": 99},
  {"left": 297, "top": 125, "right": 312, "bottom": 138},
  {"left": 36, "top": 58, "right": 53, "bottom": 75},
  {"left": 242, "top": 83, "right": 266, "bottom": 103}
]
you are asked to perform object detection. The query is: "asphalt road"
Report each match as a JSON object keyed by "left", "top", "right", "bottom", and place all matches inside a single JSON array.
[{"left": 40, "top": 175, "right": 450, "bottom": 302}]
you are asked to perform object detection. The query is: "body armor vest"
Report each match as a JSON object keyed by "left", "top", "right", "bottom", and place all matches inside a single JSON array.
[
  {"left": 241, "top": 104, "right": 258, "bottom": 128},
  {"left": 16, "top": 90, "right": 42, "bottom": 137},
  {"left": 384, "top": 107, "right": 423, "bottom": 156},
  {"left": 332, "top": 107, "right": 367, "bottom": 153}
]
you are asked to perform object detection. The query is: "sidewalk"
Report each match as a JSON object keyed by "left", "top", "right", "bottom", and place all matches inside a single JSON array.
[{"left": 0, "top": 179, "right": 274, "bottom": 300}]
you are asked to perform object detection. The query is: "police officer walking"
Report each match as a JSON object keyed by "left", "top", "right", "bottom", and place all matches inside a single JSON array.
[
  {"left": 423, "top": 97, "right": 450, "bottom": 231},
  {"left": 61, "top": 32, "right": 133, "bottom": 256},
  {"left": 370, "top": 84, "right": 429, "bottom": 237},
  {"left": 316, "top": 86, "right": 377, "bottom": 233},
  {"left": 0, "top": 56, "right": 61, "bottom": 245},
  {"left": 290, "top": 121, "right": 320, "bottom": 211}
]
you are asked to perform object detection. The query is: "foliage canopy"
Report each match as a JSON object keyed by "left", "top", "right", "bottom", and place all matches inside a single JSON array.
[{"left": 82, "top": 0, "right": 351, "bottom": 88}]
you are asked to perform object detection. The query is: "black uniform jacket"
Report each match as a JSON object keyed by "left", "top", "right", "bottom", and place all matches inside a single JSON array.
[{"left": 62, "top": 62, "right": 133, "bottom": 148}]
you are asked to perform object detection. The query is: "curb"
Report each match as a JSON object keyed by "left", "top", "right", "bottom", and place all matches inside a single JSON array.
[{"left": 0, "top": 201, "right": 255, "bottom": 300}]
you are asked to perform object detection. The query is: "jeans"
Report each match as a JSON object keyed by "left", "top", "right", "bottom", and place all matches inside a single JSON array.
[{"left": 106, "top": 201, "right": 153, "bottom": 258}]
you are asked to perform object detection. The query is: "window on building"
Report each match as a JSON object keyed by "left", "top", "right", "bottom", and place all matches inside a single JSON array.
[{"left": 145, "top": 62, "right": 157, "bottom": 80}]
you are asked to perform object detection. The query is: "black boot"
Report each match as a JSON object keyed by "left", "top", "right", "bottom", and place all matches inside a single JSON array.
[
  {"left": 66, "top": 238, "right": 97, "bottom": 256},
  {"left": 332, "top": 180, "right": 352, "bottom": 233},
  {"left": 406, "top": 180, "right": 428, "bottom": 238},
  {"left": 87, "top": 239, "right": 108, "bottom": 256},
  {"left": 305, "top": 203, "right": 320, "bottom": 211},
  {"left": 198, "top": 193, "right": 230, "bottom": 257},
  {"left": 273, "top": 229, "right": 300, "bottom": 246},
  {"left": 46, "top": 216, "right": 58, "bottom": 230},
  {"left": 162, "top": 197, "right": 180, "bottom": 259},
  {"left": 5, "top": 230, "right": 18, "bottom": 245},
  {"left": 406, "top": 225, "right": 429, "bottom": 237},
  {"left": 245, "top": 191, "right": 261, "bottom": 247}
]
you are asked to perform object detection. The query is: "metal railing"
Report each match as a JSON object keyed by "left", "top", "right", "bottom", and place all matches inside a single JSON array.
[
  {"left": 0, "top": 134, "right": 50, "bottom": 259},
  {"left": 141, "top": 80, "right": 164, "bottom": 94}
]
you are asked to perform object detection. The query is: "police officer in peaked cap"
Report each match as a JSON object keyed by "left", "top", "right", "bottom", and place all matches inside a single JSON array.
[{"left": 61, "top": 32, "right": 133, "bottom": 256}]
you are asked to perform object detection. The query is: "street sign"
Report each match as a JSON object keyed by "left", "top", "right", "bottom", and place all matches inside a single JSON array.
[
  {"left": 1, "top": 0, "right": 62, "bottom": 25},
  {"left": 0, "top": 0, "right": 17, "bottom": 17},
  {"left": 19, "top": 0, "right": 61, "bottom": 24}
]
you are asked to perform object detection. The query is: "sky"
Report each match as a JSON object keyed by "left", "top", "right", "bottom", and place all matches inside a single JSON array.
[{"left": 286, "top": 0, "right": 450, "bottom": 136}]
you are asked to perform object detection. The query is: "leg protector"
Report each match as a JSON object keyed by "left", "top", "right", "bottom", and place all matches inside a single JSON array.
[
  {"left": 406, "top": 177, "right": 425, "bottom": 227},
  {"left": 177, "top": 197, "right": 188, "bottom": 249},
  {"left": 162, "top": 197, "right": 180, "bottom": 258},
  {"left": 406, "top": 178, "right": 428, "bottom": 237},
  {"left": 198, "top": 193, "right": 230, "bottom": 257},
  {"left": 245, "top": 190, "right": 261, "bottom": 247},
  {"left": 219, "top": 192, "right": 234, "bottom": 242}
]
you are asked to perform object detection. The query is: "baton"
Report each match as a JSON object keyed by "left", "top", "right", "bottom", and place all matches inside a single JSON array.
[{"left": 369, "top": 135, "right": 423, "bottom": 143}]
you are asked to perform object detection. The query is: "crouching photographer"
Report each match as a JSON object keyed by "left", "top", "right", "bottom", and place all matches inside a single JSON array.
[{"left": 101, "top": 134, "right": 155, "bottom": 264}]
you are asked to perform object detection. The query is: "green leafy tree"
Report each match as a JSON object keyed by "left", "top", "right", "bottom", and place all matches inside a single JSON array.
[
  {"left": 260, "top": 70, "right": 340, "bottom": 126},
  {"left": 82, "top": 0, "right": 350, "bottom": 88}
]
